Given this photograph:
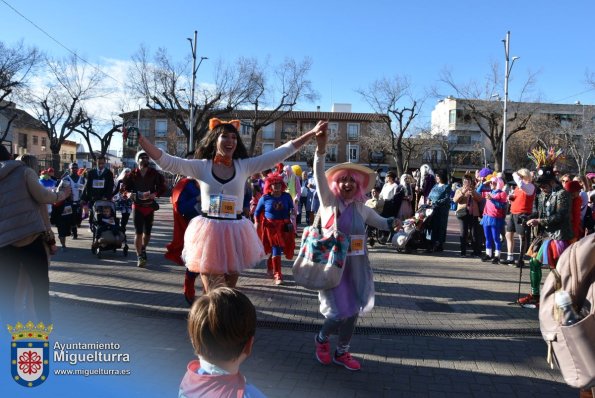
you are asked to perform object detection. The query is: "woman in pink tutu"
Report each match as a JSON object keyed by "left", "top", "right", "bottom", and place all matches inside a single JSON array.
[{"left": 139, "top": 118, "right": 327, "bottom": 294}]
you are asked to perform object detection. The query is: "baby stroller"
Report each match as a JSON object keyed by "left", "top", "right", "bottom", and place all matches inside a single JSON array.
[
  {"left": 391, "top": 205, "right": 434, "bottom": 253},
  {"left": 90, "top": 200, "right": 128, "bottom": 258}
]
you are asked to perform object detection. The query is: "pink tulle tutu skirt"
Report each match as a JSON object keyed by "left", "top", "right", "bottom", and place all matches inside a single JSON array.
[{"left": 182, "top": 216, "right": 265, "bottom": 274}]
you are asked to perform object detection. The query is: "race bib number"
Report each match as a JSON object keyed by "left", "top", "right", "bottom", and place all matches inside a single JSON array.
[
  {"left": 208, "top": 194, "right": 237, "bottom": 219},
  {"left": 62, "top": 205, "right": 73, "bottom": 216},
  {"left": 348, "top": 234, "right": 366, "bottom": 256},
  {"left": 92, "top": 179, "right": 105, "bottom": 189},
  {"left": 138, "top": 191, "right": 151, "bottom": 201}
]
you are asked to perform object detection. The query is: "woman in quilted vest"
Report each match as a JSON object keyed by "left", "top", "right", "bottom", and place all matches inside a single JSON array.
[
  {"left": 311, "top": 126, "right": 401, "bottom": 372},
  {"left": 0, "top": 147, "right": 71, "bottom": 324}
]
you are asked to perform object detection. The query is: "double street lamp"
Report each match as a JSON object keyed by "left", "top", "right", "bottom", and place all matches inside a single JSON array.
[
  {"left": 187, "top": 30, "right": 208, "bottom": 153},
  {"left": 501, "top": 30, "right": 520, "bottom": 173}
]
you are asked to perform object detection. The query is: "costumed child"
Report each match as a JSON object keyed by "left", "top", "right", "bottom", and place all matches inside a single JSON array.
[
  {"left": 479, "top": 173, "right": 508, "bottom": 264},
  {"left": 179, "top": 287, "right": 266, "bottom": 398},
  {"left": 254, "top": 172, "right": 296, "bottom": 285}
]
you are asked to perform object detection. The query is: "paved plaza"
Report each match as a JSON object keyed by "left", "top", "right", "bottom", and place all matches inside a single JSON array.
[{"left": 3, "top": 199, "right": 576, "bottom": 397}]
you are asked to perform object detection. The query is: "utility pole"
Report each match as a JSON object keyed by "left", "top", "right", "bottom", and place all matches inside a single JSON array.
[
  {"left": 501, "top": 31, "right": 519, "bottom": 173},
  {"left": 187, "top": 31, "right": 208, "bottom": 153}
]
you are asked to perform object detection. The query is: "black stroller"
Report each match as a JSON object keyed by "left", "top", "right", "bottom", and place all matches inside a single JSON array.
[
  {"left": 391, "top": 204, "right": 434, "bottom": 253},
  {"left": 90, "top": 200, "right": 129, "bottom": 258}
]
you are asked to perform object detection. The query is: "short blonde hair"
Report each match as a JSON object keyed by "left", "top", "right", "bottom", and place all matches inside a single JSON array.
[{"left": 517, "top": 168, "right": 532, "bottom": 181}]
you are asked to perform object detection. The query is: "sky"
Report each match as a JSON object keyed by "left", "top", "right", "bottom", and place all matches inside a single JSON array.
[{"left": 2, "top": 0, "right": 595, "bottom": 151}]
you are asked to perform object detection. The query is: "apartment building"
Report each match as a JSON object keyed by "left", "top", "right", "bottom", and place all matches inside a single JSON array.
[
  {"left": 430, "top": 97, "right": 595, "bottom": 172},
  {"left": 120, "top": 105, "right": 390, "bottom": 169},
  {"left": 0, "top": 103, "right": 77, "bottom": 170}
]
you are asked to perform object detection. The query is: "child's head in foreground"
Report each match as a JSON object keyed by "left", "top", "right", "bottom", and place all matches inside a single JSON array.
[{"left": 188, "top": 287, "right": 256, "bottom": 364}]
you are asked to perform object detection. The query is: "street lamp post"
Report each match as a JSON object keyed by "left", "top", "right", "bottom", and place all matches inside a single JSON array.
[
  {"left": 187, "top": 31, "right": 208, "bottom": 153},
  {"left": 501, "top": 30, "right": 519, "bottom": 173}
]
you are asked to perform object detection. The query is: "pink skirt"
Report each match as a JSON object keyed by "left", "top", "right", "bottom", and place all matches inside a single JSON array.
[{"left": 182, "top": 216, "right": 266, "bottom": 274}]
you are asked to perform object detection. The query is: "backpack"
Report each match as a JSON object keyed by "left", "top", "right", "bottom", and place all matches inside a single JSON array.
[{"left": 539, "top": 234, "right": 595, "bottom": 389}]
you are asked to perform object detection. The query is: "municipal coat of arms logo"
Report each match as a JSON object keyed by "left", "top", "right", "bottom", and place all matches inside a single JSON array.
[{"left": 7, "top": 321, "right": 53, "bottom": 387}]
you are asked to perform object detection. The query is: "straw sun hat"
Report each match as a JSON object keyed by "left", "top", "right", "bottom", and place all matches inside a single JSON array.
[{"left": 325, "top": 163, "right": 377, "bottom": 192}]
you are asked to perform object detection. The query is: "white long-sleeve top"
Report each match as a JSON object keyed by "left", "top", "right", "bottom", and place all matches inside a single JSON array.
[
  {"left": 314, "top": 153, "right": 392, "bottom": 232},
  {"left": 155, "top": 142, "right": 297, "bottom": 214},
  {"left": 379, "top": 181, "right": 399, "bottom": 201}
]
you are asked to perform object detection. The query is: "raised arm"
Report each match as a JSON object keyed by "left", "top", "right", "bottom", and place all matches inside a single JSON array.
[
  {"left": 291, "top": 120, "right": 328, "bottom": 150},
  {"left": 138, "top": 134, "right": 163, "bottom": 161},
  {"left": 313, "top": 126, "right": 335, "bottom": 209}
]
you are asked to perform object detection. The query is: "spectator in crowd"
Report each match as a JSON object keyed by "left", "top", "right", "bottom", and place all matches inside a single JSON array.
[
  {"left": 479, "top": 174, "right": 508, "bottom": 264},
  {"left": 0, "top": 147, "right": 71, "bottom": 323},
  {"left": 426, "top": 170, "right": 451, "bottom": 253},
  {"left": 502, "top": 168, "right": 536, "bottom": 266},
  {"left": 453, "top": 173, "right": 482, "bottom": 257}
]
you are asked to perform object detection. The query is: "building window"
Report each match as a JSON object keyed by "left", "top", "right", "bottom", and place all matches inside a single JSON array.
[
  {"left": 176, "top": 141, "right": 187, "bottom": 156},
  {"left": 33, "top": 135, "right": 38, "bottom": 146},
  {"left": 240, "top": 120, "right": 253, "bottom": 136},
  {"left": 347, "top": 144, "right": 359, "bottom": 162},
  {"left": 262, "top": 123, "right": 275, "bottom": 140},
  {"left": 18, "top": 133, "right": 27, "bottom": 148},
  {"left": 301, "top": 121, "right": 315, "bottom": 132},
  {"left": 281, "top": 121, "right": 297, "bottom": 139},
  {"left": 154, "top": 140, "right": 168, "bottom": 152},
  {"left": 347, "top": 123, "right": 360, "bottom": 140},
  {"left": 456, "top": 135, "right": 471, "bottom": 145},
  {"left": 41, "top": 137, "right": 47, "bottom": 147},
  {"left": 325, "top": 145, "right": 338, "bottom": 162},
  {"left": 155, "top": 119, "right": 168, "bottom": 137},
  {"left": 559, "top": 114, "right": 574, "bottom": 129},
  {"left": 449, "top": 109, "right": 456, "bottom": 124},
  {"left": 328, "top": 122, "right": 339, "bottom": 141},
  {"left": 139, "top": 119, "right": 151, "bottom": 136},
  {"left": 262, "top": 143, "right": 275, "bottom": 154}
]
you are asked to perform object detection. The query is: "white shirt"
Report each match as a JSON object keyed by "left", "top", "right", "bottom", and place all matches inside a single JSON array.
[{"left": 155, "top": 142, "right": 297, "bottom": 214}]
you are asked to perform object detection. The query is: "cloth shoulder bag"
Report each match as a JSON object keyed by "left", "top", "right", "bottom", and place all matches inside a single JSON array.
[{"left": 292, "top": 207, "right": 350, "bottom": 290}]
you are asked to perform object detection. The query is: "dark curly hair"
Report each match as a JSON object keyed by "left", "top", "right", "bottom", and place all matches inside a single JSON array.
[{"left": 194, "top": 123, "right": 249, "bottom": 160}]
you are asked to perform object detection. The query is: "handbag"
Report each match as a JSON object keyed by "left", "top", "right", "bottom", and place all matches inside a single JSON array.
[
  {"left": 292, "top": 207, "right": 350, "bottom": 290},
  {"left": 455, "top": 207, "right": 468, "bottom": 218}
]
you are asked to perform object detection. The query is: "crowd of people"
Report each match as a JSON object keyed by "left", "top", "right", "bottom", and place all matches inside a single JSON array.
[{"left": 2, "top": 118, "right": 594, "bottom": 396}]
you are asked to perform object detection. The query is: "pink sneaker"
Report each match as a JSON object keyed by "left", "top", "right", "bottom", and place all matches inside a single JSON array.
[
  {"left": 314, "top": 336, "right": 331, "bottom": 365},
  {"left": 333, "top": 352, "right": 361, "bottom": 371}
]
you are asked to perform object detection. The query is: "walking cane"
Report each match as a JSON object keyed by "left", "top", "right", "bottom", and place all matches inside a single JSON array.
[{"left": 509, "top": 218, "right": 529, "bottom": 306}]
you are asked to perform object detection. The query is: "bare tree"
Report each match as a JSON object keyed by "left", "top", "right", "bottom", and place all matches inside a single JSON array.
[
  {"left": 527, "top": 111, "right": 595, "bottom": 175},
  {"left": 0, "top": 40, "right": 42, "bottom": 140},
  {"left": 436, "top": 62, "right": 539, "bottom": 171},
  {"left": 357, "top": 75, "right": 423, "bottom": 176},
  {"left": 26, "top": 54, "right": 103, "bottom": 170},
  {"left": 230, "top": 57, "right": 318, "bottom": 156},
  {"left": 127, "top": 46, "right": 261, "bottom": 149},
  {"left": 75, "top": 117, "right": 123, "bottom": 160}
]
